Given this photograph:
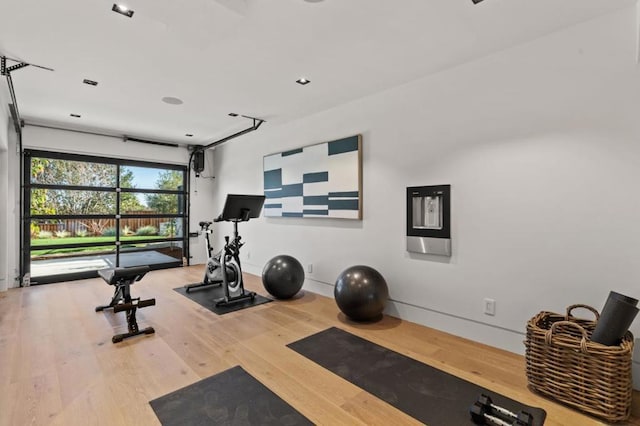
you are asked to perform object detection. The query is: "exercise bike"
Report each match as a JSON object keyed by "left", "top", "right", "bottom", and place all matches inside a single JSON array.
[{"left": 185, "top": 194, "right": 265, "bottom": 307}]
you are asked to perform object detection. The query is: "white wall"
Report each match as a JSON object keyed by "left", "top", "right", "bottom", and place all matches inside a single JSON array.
[
  {"left": 211, "top": 5, "right": 640, "bottom": 377},
  {"left": 189, "top": 149, "right": 218, "bottom": 265},
  {"left": 23, "top": 125, "right": 190, "bottom": 164},
  {"left": 4, "top": 128, "right": 19, "bottom": 290},
  {"left": 0, "top": 84, "right": 7, "bottom": 152},
  {"left": 0, "top": 81, "right": 10, "bottom": 291}
]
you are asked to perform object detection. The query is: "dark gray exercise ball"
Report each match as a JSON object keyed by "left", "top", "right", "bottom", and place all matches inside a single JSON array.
[
  {"left": 334, "top": 265, "right": 389, "bottom": 321},
  {"left": 262, "top": 255, "right": 305, "bottom": 299}
]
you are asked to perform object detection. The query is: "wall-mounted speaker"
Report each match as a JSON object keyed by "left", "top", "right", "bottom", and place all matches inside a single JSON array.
[{"left": 193, "top": 150, "right": 205, "bottom": 173}]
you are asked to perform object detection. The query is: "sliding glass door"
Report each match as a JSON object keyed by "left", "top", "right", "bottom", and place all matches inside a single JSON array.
[{"left": 23, "top": 150, "right": 188, "bottom": 284}]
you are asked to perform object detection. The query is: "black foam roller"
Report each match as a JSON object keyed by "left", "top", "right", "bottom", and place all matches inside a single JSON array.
[
  {"left": 591, "top": 291, "right": 639, "bottom": 346},
  {"left": 607, "top": 291, "right": 638, "bottom": 307}
]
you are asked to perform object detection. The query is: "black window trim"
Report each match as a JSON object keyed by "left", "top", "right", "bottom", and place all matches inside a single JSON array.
[{"left": 23, "top": 149, "right": 190, "bottom": 285}]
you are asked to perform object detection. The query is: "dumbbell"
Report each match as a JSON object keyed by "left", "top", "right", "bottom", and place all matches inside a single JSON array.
[
  {"left": 471, "top": 402, "right": 512, "bottom": 426},
  {"left": 470, "top": 394, "right": 534, "bottom": 426},
  {"left": 478, "top": 394, "right": 534, "bottom": 425}
]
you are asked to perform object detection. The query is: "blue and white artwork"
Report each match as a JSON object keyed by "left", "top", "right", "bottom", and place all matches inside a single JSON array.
[{"left": 263, "top": 135, "right": 362, "bottom": 219}]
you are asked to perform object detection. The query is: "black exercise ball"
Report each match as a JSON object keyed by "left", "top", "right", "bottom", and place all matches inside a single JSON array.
[
  {"left": 334, "top": 265, "right": 389, "bottom": 321},
  {"left": 262, "top": 255, "right": 305, "bottom": 299}
]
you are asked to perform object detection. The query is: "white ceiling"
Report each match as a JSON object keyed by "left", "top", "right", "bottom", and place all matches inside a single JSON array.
[{"left": 0, "top": 0, "right": 635, "bottom": 147}]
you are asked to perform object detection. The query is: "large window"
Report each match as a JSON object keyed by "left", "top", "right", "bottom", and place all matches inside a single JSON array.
[{"left": 24, "top": 150, "right": 188, "bottom": 284}]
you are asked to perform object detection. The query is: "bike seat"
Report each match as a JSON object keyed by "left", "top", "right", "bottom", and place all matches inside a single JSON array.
[{"left": 199, "top": 221, "right": 212, "bottom": 227}]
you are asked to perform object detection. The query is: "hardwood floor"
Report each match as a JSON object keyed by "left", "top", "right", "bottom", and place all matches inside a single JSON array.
[{"left": 0, "top": 265, "right": 638, "bottom": 425}]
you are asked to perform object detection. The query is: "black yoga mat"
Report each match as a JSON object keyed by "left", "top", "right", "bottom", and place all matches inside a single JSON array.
[
  {"left": 150, "top": 365, "right": 312, "bottom": 426},
  {"left": 174, "top": 284, "right": 272, "bottom": 315},
  {"left": 288, "top": 327, "right": 547, "bottom": 426}
]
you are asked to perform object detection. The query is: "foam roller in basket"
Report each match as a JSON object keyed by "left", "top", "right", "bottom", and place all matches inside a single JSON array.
[{"left": 591, "top": 291, "right": 638, "bottom": 346}]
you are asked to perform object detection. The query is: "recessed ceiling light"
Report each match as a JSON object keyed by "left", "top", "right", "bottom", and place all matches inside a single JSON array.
[
  {"left": 296, "top": 78, "right": 311, "bottom": 85},
  {"left": 228, "top": 113, "right": 239, "bottom": 117},
  {"left": 70, "top": 114, "right": 81, "bottom": 118},
  {"left": 83, "top": 79, "right": 98, "bottom": 86},
  {"left": 185, "top": 134, "right": 193, "bottom": 137},
  {"left": 112, "top": 4, "right": 134, "bottom": 17},
  {"left": 162, "top": 96, "right": 183, "bottom": 105}
]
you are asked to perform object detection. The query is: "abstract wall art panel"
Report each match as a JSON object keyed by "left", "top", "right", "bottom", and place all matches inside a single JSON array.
[{"left": 263, "top": 135, "right": 362, "bottom": 219}]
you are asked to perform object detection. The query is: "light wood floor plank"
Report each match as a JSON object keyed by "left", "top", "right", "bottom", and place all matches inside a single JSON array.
[{"left": 1, "top": 265, "right": 639, "bottom": 425}]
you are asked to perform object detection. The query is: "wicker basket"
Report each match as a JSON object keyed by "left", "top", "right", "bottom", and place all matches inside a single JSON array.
[{"left": 525, "top": 304, "right": 634, "bottom": 422}]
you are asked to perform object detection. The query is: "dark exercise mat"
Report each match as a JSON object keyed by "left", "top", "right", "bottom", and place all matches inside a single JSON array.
[
  {"left": 150, "top": 365, "right": 312, "bottom": 426},
  {"left": 288, "top": 327, "right": 547, "bottom": 426},
  {"left": 174, "top": 284, "right": 272, "bottom": 315}
]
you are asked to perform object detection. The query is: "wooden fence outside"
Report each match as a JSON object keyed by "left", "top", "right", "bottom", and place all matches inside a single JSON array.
[{"left": 34, "top": 211, "right": 171, "bottom": 236}]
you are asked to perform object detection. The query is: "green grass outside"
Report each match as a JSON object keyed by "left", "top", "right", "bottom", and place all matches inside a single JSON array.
[
  {"left": 31, "top": 235, "right": 169, "bottom": 246},
  {"left": 32, "top": 246, "right": 116, "bottom": 256},
  {"left": 31, "top": 236, "right": 115, "bottom": 246},
  {"left": 30, "top": 235, "right": 172, "bottom": 256}
]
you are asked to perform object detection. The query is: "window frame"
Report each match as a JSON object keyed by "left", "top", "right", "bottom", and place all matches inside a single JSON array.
[{"left": 23, "top": 149, "right": 190, "bottom": 284}]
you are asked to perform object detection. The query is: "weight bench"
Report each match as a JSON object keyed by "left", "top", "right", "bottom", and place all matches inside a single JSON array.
[{"left": 95, "top": 265, "right": 156, "bottom": 343}]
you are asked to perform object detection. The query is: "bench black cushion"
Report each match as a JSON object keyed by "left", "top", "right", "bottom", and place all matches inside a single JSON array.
[{"left": 98, "top": 265, "right": 151, "bottom": 285}]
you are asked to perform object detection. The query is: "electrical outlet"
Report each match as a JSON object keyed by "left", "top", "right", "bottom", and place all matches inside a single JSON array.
[
  {"left": 307, "top": 263, "right": 313, "bottom": 273},
  {"left": 484, "top": 298, "right": 496, "bottom": 316}
]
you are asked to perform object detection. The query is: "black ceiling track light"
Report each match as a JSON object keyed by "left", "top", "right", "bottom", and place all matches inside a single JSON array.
[
  {"left": 112, "top": 4, "right": 134, "bottom": 17},
  {"left": 83, "top": 79, "right": 98, "bottom": 86},
  {"left": 472, "top": 0, "right": 485, "bottom": 3}
]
